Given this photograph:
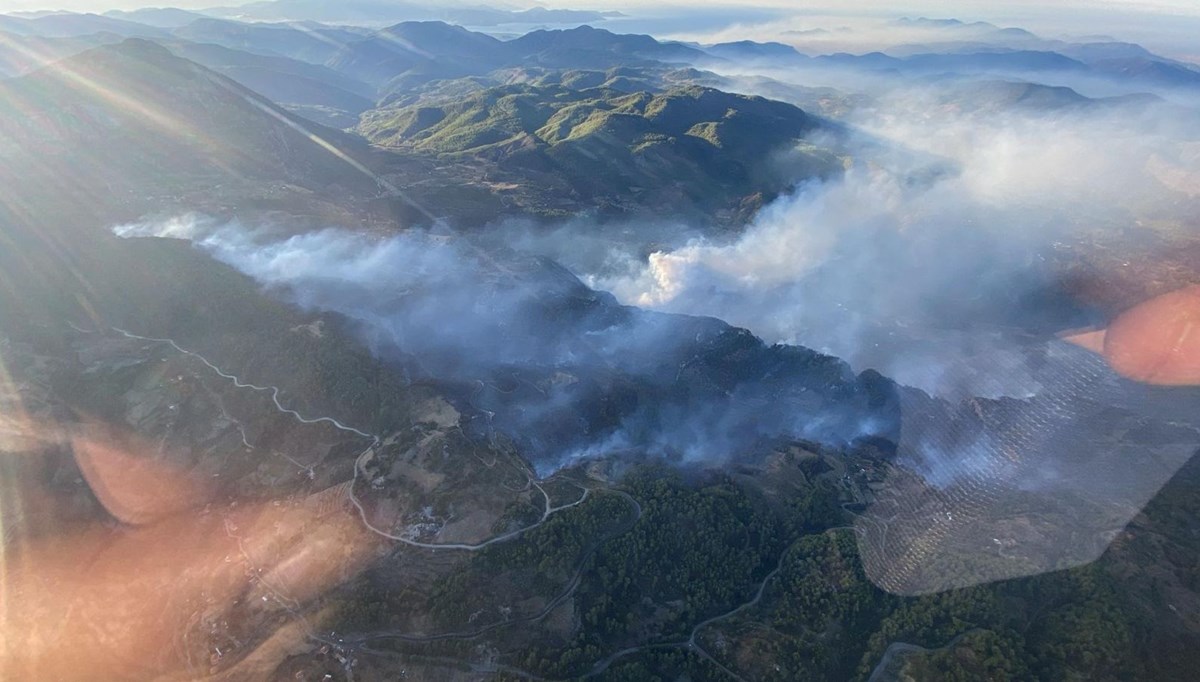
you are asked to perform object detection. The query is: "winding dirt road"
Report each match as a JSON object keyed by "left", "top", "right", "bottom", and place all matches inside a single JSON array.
[{"left": 107, "top": 326, "right": 615, "bottom": 552}]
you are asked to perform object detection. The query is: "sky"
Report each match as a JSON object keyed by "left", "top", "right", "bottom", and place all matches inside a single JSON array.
[
  {"left": 1, "top": 0, "right": 1197, "bottom": 61},
  {"left": 2, "top": 0, "right": 1200, "bottom": 16}
]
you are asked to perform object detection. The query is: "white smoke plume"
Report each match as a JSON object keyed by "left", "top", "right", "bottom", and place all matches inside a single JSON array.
[
  {"left": 114, "top": 214, "right": 902, "bottom": 474},
  {"left": 568, "top": 91, "right": 1200, "bottom": 400},
  {"left": 110, "top": 55, "right": 1200, "bottom": 595}
]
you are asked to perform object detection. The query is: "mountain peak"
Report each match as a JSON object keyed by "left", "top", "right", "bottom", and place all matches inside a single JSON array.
[
  {"left": 383, "top": 20, "right": 476, "bottom": 34},
  {"left": 105, "top": 37, "right": 175, "bottom": 60},
  {"left": 524, "top": 24, "right": 614, "bottom": 39}
]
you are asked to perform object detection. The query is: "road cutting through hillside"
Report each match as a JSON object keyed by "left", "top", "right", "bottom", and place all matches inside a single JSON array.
[{"left": 100, "top": 326, "right": 633, "bottom": 551}]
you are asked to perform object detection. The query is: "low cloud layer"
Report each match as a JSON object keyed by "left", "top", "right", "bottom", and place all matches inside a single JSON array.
[{"left": 556, "top": 90, "right": 1200, "bottom": 400}]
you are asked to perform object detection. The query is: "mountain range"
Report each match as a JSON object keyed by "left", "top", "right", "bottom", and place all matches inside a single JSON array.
[
  {"left": 2, "top": 8, "right": 1200, "bottom": 682},
  {"left": 4, "top": 13, "right": 1199, "bottom": 118},
  {"left": 198, "top": 0, "right": 624, "bottom": 27}
]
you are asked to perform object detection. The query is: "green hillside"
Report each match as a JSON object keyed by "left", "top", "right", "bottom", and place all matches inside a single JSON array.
[{"left": 359, "top": 83, "right": 844, "bottom": 214}]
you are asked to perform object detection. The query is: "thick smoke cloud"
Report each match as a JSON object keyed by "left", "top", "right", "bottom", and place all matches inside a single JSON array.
[
  {"left": 451, "top": 75, "right": 1200, "bottom": 595},
  {"left": 115, "top": 215, "right": 900, "bottom": 475},
  {"left": 113, "top": 206, "right": 1200, "bottom": 598},
  {"left": 464, "top": 61, "right": 1199, "bottom": 594},
  {"left": 549, "top": 92, "right": 1200, "bottom": 401},
  {"left": 112, "top": 50, "right": 1200, "bottom": 594}
]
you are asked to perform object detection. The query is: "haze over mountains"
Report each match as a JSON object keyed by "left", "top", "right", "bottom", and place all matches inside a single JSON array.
[{"left": 2, "top": 3, "right": 1200, "bottom": 681}]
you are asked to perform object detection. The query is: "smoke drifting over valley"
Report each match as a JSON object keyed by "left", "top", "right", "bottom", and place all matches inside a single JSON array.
[
  {"left": 103, "top": 11, "right": 1200, "bottom": 596},
  {"left": 115, "top": 215, "right": 901, "bottom": 474},
  {"left": 518, "top": 85, "right": 1200, "bottom": 400},
  {"left": 14, "top": 6, "right": 1200, "bottom": 680},
  {"left": 448, "top": 65, "right": 1200, "bottom": 594}
]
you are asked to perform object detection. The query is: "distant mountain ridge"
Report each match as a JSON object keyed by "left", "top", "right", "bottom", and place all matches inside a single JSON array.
[
  {"left": 172, "top": 18, "right": 372, "bottom": 64},
  {"left": 103, "top": 7, "right": 208, "bottom": 28},
  {"left": 0, "top": 28, "right": 851, "bottom": 227},
  {"left": 5, "top": 12, "right": 1198, "bottom": 108},
  {"left": 327, "top": 23, "right": 709, "bottom": 89},
  {"left": 166, "top": 40, "right": 377, "bottom": 127},
  {"left": 0, "top": 11, "right": 167, "bottom": 38},
  {"left": 200, "top": 0, "right": 622, "bottom": 26}
]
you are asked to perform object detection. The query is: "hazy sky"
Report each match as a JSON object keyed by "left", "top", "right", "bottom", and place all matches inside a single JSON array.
[
  {"left": 2, "top": 0, "right": 1200, "bottom": 16},
  {"left": 1, "top": 0, "right": 1197, "bottom": 60}
]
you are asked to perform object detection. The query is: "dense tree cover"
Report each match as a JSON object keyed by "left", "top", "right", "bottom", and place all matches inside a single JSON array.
[
  {"left": 580, "top": 473, "right": 785, "bottom": 635},
  {"left": 742, "top": 531, "right": 895, "bottom": 680},
  {"left": 663, "top": 530, "right": 1147, "bottom": 682},
  {"left": 595, "top": 648, "right": 728, "bottom": 682},
  {"left": 902, "top": 629, "right": 1033, "bottom": 681},
  {"left": 771, "top": 533, "right": 883, "bottom": 636},
  {"left": 428, "top": 491, "right": 636, "bottom": 627},
  {"left": 509, "top": 468, "right": 796, "bottom": 678},
  {"left": 332, "top": 457, "right": 1200, "bottom": 682}
]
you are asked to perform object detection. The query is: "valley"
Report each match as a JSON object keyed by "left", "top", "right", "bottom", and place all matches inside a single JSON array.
[{"left": 2, "top": 4, "right": 1200, "bottom": 681}]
